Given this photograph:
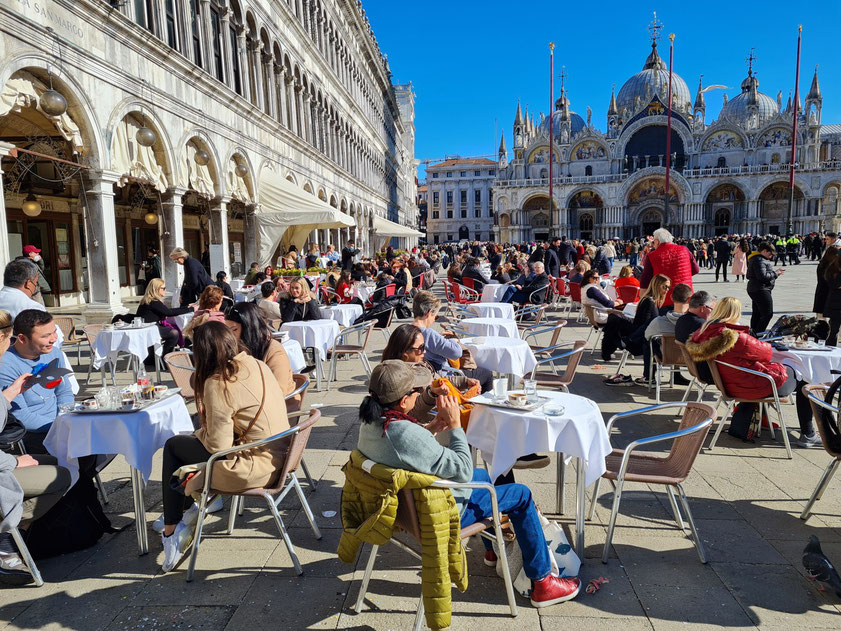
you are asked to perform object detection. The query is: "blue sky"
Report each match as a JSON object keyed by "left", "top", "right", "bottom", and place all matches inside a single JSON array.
[{"left": 363, "top": 1, "right": 840, "bottom": 180}]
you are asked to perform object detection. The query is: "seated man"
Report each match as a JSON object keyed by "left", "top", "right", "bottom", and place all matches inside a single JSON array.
[
  {"left": 643, "top": 283, "right": 693, "bottom": 386},
  {"left": 0, "top": 310, "right": 73, "bottom": 453},
  {"left": 256, "top": 281, "right": 281, "bottom": 320},
  {"left": 500, "top": 261, "right": 550, "bottom": 305},
  {"left": 674, "top": 290, "right": 716, "bottom": 384},
  {"left": 356, "top": 361, "right": 580, "bottom": 608}
]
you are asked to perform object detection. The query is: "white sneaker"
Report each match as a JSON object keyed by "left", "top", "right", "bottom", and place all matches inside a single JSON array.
[
  {"left": 799, "top": 432, "right": 822, "bottom": 448},
  {"left": 152, "top": 496, "right": 224, "bottom": 533},
  {"left": 161, "top": 521, "right": 193, "bottom": 573}
]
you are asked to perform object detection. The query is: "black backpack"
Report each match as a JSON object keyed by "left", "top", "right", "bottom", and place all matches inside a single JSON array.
[{"left": 24, "top": 475, "right": 113, "bottom": 559}]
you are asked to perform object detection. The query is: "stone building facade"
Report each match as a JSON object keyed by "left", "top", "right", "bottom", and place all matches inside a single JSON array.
[
  {"left": 426, "top": 157, "right": 497, "bottom": 244},
  {"left": 0, "top": 0, "right": 417, "bottom": 313},
  {"left": 494, "top": 31, "right": 841, "bottom": 244}
]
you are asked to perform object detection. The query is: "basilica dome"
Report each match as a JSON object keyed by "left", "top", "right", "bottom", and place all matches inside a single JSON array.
[
  {"left": 720, "top": 72, "right": 778, "bottom": 126},
  {"left": 616, "top": 43, "right": 691, "bottom": 115},
  {"left": 540, "top": 102, "right": 586, "bottom": 138}
]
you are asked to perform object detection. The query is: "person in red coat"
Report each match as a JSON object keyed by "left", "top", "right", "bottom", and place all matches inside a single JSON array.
[
  {"left": 639, "top": 229, "right": 699, "bottom": 307},
  {"left": 686, "top": 297, "right": 814, "bottom": 444}
]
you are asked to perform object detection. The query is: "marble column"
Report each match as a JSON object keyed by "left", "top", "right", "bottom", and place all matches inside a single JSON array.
[
  {"left": 286, "top": 76, "right": 298, "bottom": 135},
  {"left": 275, "top": 65, "right": 287, "bottom": 127},
  {"left": 250, "top": 40, "right": 264, "bottom": 110},
  {"left": 243, "top": 204, "right": 259, "bottom": 269},
  {"left": 209, "top": 197, "right": 231, "bottom": 277},
  {"left": 0, "top": 142, "right": 14, "bottom": 271},
  {"left": 261, "top": 51, "right": 275, "bottom": 117},
  {"left": 199, "top": 0, "right": 213, "bottom": 73},
  {"left": 83, "top": 170, "right": 125, "bottom": 315},
  {"left": 237, "top": 31, "right": 251, "bottom": 103},
  {"left": 161, "top": 187, "right": 187, "bottom": 292},
  {"left": 295, "top": 85, "right": 305, "bottom": 139},
  {"left": 220, "top": 9, "right": 234, "bottom": 89}
]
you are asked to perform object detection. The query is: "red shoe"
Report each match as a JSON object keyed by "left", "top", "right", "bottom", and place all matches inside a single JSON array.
[
  {"left": 529, "top": 575, "right": 581, "bottom": 608},
  {"left": 483, "top": 550, "right": 497, "bottom": 567}
]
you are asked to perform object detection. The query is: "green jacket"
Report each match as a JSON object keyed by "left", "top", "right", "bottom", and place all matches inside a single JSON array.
[{"left": 338, "top": 450, "right": 467, "bottom": 630}]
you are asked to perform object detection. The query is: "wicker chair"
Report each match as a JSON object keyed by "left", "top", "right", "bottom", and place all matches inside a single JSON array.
[
  {"left": 163, "top": 351, "right": 195, "bottom": 401},
  {"left": 590, "top": 402, "right": 716, "bottom": 564},
  {"left": 54, "top": 316, "right": 86, "bottom": 365},
  {"left": 187, "top": 409, "right": 322, "bottom": 581},
  {"left": 528, "top": 340, "right": 586, "bottom": 392},
  {"left": 800, "top": 384, "right": 841, "bottom": 521},
  {"left": 675, "top": 340, "right": 710, "bottom": 403}
]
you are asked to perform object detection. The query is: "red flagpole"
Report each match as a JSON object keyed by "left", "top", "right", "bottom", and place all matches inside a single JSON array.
[
  {"left": 548, "top": 42, "right": 554, "bottom": 229},
  {"left": 787, "top": 25, "right": 802, "bottom": 235},
  {"left": 664, "top": 33, "right": 674, "bottom": 223}
]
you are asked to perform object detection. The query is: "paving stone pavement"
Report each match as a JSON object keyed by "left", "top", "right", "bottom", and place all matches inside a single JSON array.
[{"left": 2, "top": 259, "right": 840, "bottom": 630}]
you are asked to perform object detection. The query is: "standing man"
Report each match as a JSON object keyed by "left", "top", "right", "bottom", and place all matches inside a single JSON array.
[
  {"left": 714, "top": 235, "right": 731, "bottom": 282},
  {"left": 170, "top": 247, "right": 214, "bottom": 306},
  {"left": 556, "top": 236, "right": 577, "bottom": 267},
  {"left": 543, "top": 240, "right": 561, "bottom": 278},
  {"left": 639, "top": 229, "right": 700, "bottom": 307},
  {"left": 142, "top": 247, "right": 161, "bottom": 292},
  {"left": 746, "top": 242, "right": 784, "bottom": 334},
  {"left": 341, "top": 240, "right": 360, "bottom": 271},
  {"left": 786, "top": 234, "right": 801, "bottom": 265},
  {"left": 15, "top": 246, "right": 50, "bottom": 306},
  {"left": 773, "top": 235, "right": 787, "bottom": 266}
]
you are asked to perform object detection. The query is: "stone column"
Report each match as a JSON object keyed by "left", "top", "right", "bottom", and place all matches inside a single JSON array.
[
  {"left": 220, "top": 9, "right": 234, "bottom": 88},
  {"left": 250, "top": 40, "right": 264, "bottom": 110},
  {"left": 209, "top": 197, "right": 231, "bottom": 277},
  {"left": 261, "top": 51, "right": 275, "bottom": 117},
  {"left": 83, "top": 170, "right": 125, "bottom": 316},
  {"left": 199, "top": 0, "right": 214, "bottom": 72},
  {"left": 243, "top": 204, "right": 259, "bottom": 269},
  {"left": 0, "top": 142, "right": 15, "bottom": 271},
  {"left": 275, "top": 65, "right": 287, "bottom": 127},
  {"left": 295, "top": 85, "right": 306, "bottom": 139},
  {"left": 237, "top": 30, "right": 251, "bottom": 103},
  {"left": 286, "top": 76, "right": 298, "bottom": 135},
  {"left": 161, "top": 187, "right": 187, "bottom": 292}
]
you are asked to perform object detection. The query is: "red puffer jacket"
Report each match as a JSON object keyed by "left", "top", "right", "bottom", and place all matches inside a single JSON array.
[
  {"left": 643, "top": 243, "right": 699, "bottom": 306},
  {"left": 686, "top": 321, "right": 787, "bottom": 399}
]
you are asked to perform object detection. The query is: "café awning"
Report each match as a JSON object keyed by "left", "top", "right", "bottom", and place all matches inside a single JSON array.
[
  {"left": 255, "top": 169, "right": 354, "bottom": 266},
  {"left": 372, "top": 214, "right": 423, "bottom": 238}
]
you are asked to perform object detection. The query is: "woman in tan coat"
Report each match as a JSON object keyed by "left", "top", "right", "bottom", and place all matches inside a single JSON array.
[{"left": 159, "top": 321, "right": 288, "bottom": 572}]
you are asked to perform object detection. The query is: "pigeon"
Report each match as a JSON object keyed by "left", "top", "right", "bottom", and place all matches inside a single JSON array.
[{"left": 802, "top": 535, "right": 841, "bottom": 597}]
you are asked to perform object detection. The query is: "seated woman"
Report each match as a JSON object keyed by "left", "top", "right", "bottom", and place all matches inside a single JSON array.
[
  {"left": 461, "top": 257, "right": 490, "bottom": 290},
  {"left": 446, "top": 262, "right": 463, "bottom": 285},
  {"left": 580, "top": 270, "right": 621, "bottom": 326},
  {"left": 687, "top": 297, "right": 814, "bottom": 444},
  {"left": 390, "top": 260, "right": 412, "bottom": 294},
  {"left": 381, "top": 323, "right": 480, "bottom": 423},
  {"left": 136, "top": 278, "right": 193, "bottom": 358},
  {"left": 613, "top": 265, "right": 640, "bottom": 289},
  {"left": 411, "top": 291, "right": 493, "bottom": 393},
  {"left": 215, "top": 271, "right": 234, "bottom": 302},
  {"left": 566, "top": 260, "right": 590, "bottom": 285},
  {"left": 492, "top": 262, "right": 513, "bottom": 284},
  {"left": 278, "top": 277, "right": 323, "bottom": 322},
  {"left": 224, "top": 302, "right": 296, "bottom": 400},
  {"left": 350, "top": 262, "right": 368, "bottom": 282},
  {"left": 358, "top": 361, "right": 580, "bottom": 608},
  {"left": 183, "top": 285, "right": 226, "bottom": 340},
  {"left": 159, "top": 322, "right": 288, "bottom": 572},
  {"left": 334, "top": 270, "right": 355, "bottom": 305}
]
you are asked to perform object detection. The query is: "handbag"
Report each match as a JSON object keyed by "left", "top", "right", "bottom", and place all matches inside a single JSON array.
[
  {"left": 0, "top": 413, "right": 26, "bottom": 453},
  {"left": 446, "top": 346, "right": 478, "bottom": 371}
]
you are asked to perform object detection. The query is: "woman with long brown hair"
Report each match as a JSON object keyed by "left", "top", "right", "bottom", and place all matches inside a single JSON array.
[
  {"left": 182, "top": 285, "right": 226, "bottom": 340},
  {"left": 158, "top": 322, "right": 287, "bottom": 573}
]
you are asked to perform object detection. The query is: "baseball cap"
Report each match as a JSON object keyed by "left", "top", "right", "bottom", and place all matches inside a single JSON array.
[
  {"left": 23, "top": 245, "right": 41, "bottom": 255},
  {"left": 368, "top": 360, "right": 431, "bottom": 407}
]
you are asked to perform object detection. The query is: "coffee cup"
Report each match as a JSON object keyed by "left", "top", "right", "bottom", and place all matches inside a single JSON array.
[
  {"left": 82, "top": 399, "right": 99, "bottom": 410},
  {"left": 507, "top": 392, "right": 528, "bottom": 407},
  {"left": 121, "top": 397, "right": 135, "bottom": 410},
  {"left": 153, "top": 385, "right": 168, "bottom": 399}
]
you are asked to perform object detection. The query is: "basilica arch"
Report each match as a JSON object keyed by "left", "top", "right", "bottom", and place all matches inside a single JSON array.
[
  {"left": 522, "top": 195, "right": 551, "bottom": 242},
  {"left": 759, "top": 181, "right": 803, "bottom": 235},
  {"left": 705, "top": 183, "right": 746, "bottom": 235},
  {"left": 567, "top": 190, "right": 604, "bottom": 241}
]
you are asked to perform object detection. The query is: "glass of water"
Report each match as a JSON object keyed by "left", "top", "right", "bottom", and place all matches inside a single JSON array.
[
  {"left": 817, "top": 339, "right": 827, "bottom": 348},
  {"left": 523, "top": 379, "right": 538, "bottom": 403},
  {"left": 492, "top": 378, "right": 507, "bottom": 402}
]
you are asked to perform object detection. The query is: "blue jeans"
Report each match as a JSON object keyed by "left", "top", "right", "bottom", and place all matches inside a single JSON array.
[
  {"left": 607, "top": 257, "right": 614, "bottom": 271},
  {"left": 629, "top": 254, "right": 638, "bottom": 267},
  {"left": 461, "top": 469, "right": 552, "bottom": 580},
  {"left": 500, "top": 286, "right": 528, "bottom": 304}
]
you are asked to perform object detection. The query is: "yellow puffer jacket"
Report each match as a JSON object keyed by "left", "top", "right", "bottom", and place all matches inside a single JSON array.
[{"left": 337, "top": 450, "right": 467, "bottom": 630}]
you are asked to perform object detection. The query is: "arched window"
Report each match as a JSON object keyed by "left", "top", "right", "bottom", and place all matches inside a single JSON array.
[
  {"left": 716, "top": 156, "right": 726, "bottom": 169},
  {"left": 579, "top": 213, "right": 594, "bottom": 232},
  {"left": 714, "top": 208, "right": 731, "bottom": 234},
  {"left": 585, "top": 165, "right": 593, "bottom": 176}
]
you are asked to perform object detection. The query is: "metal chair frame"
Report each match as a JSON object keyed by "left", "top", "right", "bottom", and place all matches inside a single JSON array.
[
  {"left": 800, "top": 386, "right": 841, "bottom": 521},
  {"left": 327, "top": 321, "right": 375, "bottom": 389}
]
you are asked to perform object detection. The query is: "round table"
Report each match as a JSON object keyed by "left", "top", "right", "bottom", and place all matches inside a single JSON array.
[
  {"left": 772, "top": 346, "right": 841, "bottom": 384},
  {"left": 461, "top": 336, "right": 537, "bottom": 379},
  {"left": 461, "top": 317, "right": 519, "bottom": 339},
  {"left": 92, "top": 325, "right": 162, "bottom": 370},
  {"left": 230, "top": 279, "right": 245, "bottom": 292},
  {"left": 322, "top": 303, "right": 363, "bottom": 328},
  {"left": 352, "top": 283, "right": 375, "bottom": 303},
  {"left": 481, "top": 284, "right": 509, "bottom": 303},
  {"left": 468, "top": 302, "right": 515, "bottom": 320},
  {"left": 466, "top": 390, "right": 610, "bottom": 554},
  {"left": 281, "top": 338, "right": 307, "bottom": 373},
  {"left": 44, "top": 394, "right": 194, "bottom": 555},
  {"left": 280, "top": 319, "right": 340, "bottom": 391},
  {"left": 167, "top": 311, "right": 194, "bottom": 333}
]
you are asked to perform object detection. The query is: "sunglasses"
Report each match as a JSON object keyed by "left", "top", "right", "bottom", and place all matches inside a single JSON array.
[{"left": 409, "top": 344, "right": 426, "bottom": 353}]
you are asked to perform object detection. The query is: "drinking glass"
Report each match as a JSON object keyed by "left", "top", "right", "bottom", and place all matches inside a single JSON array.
[
  {"left": 492, "top": 378, "right": 507, "bottom": 402},
  {"left": 817, "top": 339, "right": 826, "bottom": 348},
  {"left": 524, "top": 379, "right": 538, "bottom": 403}
]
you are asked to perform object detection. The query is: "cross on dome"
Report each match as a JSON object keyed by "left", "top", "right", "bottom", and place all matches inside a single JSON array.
[
  {"left": 745, "top": 48, "right": 756, "bottom": 76},
  {"left": 648, "top": 11, "right": 663, "bottom": 46}
]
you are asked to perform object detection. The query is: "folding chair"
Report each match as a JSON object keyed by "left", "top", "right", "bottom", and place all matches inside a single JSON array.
[
  {"left": 591, "top": 402, "right": 715, "bottom": 564},
  {"left": 187, "top": 410, "right": 322, "bottom": 581},
  {"left": 54, "top": 316, "right": 85, "bottom": 366},
  {"left": 800, "top": 384, "right": 841, "bottom": 521},
  {"left": 327, "top": 321, "right": 375, "bottom": 389},
  {"left": 353, "top": 479, "right": 518, "bottom": 630}
]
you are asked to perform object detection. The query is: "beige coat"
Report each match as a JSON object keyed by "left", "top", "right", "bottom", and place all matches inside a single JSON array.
[
  {"left": 263, "top": 339, "right": 295, "bottom": 398},
  {"left": 195, "top": 353, "right": 289, "bottom": 492}
]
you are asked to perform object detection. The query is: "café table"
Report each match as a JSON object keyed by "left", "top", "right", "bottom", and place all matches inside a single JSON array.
[
  {"left": 44, "top": 394, "right": 194, "bottom": 555},
  {"left": 230, "top": 279, "right": 245, "bottom": 292},
  {"left": 321, "top": 303, "right": 363, "bottom": 328},
  {"left": 460, "top": 336, "right": 537, "bottom": 386},
  {"left": 468, "top": 302, "right": 515, "bottom": 320},
  {"left": 166, "top": 311, "right": 194, "bottom": 334},
  {"left": 352, "top": 283, "right": 375, "bottom": 304},
  {"left": 466, "top": 390, "right": 610, "bottom": 555},
  {"left": 481, "top": 283, "right": 509, "bottom": 303},
  {"left": 92, "top": 324, "right": 163, "bottom": 382},
  {"left": 461, "top": 317, "right": 519, "bottom": 339},
  {"left": 771, "top": 345, "right": 841, "bottom": 384},
  {"left": 621, "top": 302, "right": 638, "bottom": 319},
  {"left": 280, "top": 319, "right": 341, "bottom": 390},
  {"left": 281, "top": 338, "right": 307, "bottom": 373}
]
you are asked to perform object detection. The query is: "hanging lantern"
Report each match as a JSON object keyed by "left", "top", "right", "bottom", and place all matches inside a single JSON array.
[
  {"left": 40, "top": 89, "right": 68, "bottom": 117},
  {"left": 144, "top": 211, "right": 159, "bottom": 225},
  {"left": 21, "top": 192, "right": 42, "bottom": 217},
  {"left": 136, "top": 125, "right": 157, "bottom": 147},
  {"left": 194, "top": 149, "right": 210, "bottom": 166},
  {"left": 235, "top": 162, "right": 248, "bottom": 177}
]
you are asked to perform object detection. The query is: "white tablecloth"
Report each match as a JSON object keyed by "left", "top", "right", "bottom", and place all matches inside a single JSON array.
[
  {"left": 772, "top": 346, "right": 841, "bottom": 384},
  {"left": 44, "top": 394, "right": 194, "bottom": 485},
  {"left": 468, "top": 302, "right": 515, "bottom": 320},
  {"left": 352, "top": 283, "right": 374, "bottom": 303},
  {"left": 282, "top": 338, "right": 307, "bottom": 373},
  {"left": 462, "top": 317, "right": 518, "bottom": 339},
  {"left": 601, "top": 279, "right": 617, "bottom": 300},
  {"left": 481, "top": 284, "right": 509, "bottom": 303},
  {"left": 230, "top": 279, "right": 245, "bottom": 292},
  {"left": 280, "top": 319, "right": 340, "bottom": 361},
  {"left": 322, "top": 304, "right": 363, "bottom": 328},
  {"left": 466, "top": 391, "right": 610, "bottom": 484},
  {"left": 92, "top": 326, "right": 162, "bottom": 369},
  {"left": 622, "top": 302, "right": 638, "bottom": 318},
  {"left": 461, "top": 336, "right": 537, "bottom": 378},
  {"left": 167, "top": 311, "right": 194, "bottom": 333}
]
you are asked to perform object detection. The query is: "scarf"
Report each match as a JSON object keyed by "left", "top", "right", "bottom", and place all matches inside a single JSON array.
[{"left": 381, "top": 409, "right": 421, "bottom": 437}]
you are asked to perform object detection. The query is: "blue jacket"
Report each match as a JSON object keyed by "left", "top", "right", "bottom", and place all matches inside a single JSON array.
[{"left": 0, "top": 345, "right": 73, "bottom": 432}]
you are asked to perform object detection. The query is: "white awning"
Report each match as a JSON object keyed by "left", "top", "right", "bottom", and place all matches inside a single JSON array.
[
  {"left": 255, "top": 169, "right": 354, "bottom": 266},
  {"left": 372, "top": 214, "right": 423, "bottom": 238}
]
